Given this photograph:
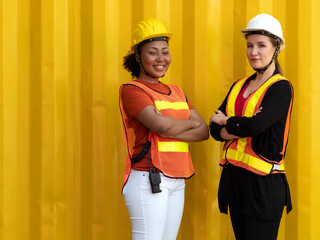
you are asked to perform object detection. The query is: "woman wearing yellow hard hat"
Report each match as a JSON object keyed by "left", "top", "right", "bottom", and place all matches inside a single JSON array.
[
  {"left": 209, "top": 13, "right": 293, "bottom": 239},
  {"left": 119, "top": 19, "right": 209, "bottom": 239}
]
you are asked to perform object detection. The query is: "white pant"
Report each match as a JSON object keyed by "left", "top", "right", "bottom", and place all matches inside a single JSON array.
[{"left": 122, "top": 169, "right": 185, "bottom": 240}]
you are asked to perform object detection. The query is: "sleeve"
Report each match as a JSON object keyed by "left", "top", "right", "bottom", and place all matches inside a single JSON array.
[
  {"left": 175, "top": 85, "right": 194, "bottom": 110},
  {"left": 225, "top": 80, "right": 293, "bottom": 138},
  {"left": 185, "top": 95, "right": 195, "bottom": 110},
  {"left": 209, "top": 98, "right": 227, "bottom": 142},
  {"left": 121, "top": 84, "right": 154, "bottom": 118},
  {"left": 209, "top": 82, "right": 237, "bottom": 142}
]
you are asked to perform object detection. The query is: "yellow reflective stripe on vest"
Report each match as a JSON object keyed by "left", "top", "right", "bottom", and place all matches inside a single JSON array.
[
  {"left": 237, "top": 138, "right": 248, "bottom": 153},
  {"left": 227, "top": 79, "right": 246, "bottom": 116},
  {"left": 226, "top": 148, "right": 285, "bottom": 174},
  {"left": 244, "top": 75, "right": 286, "bottom": 117},
  {"left": 155, "top": 100, "right": 189, "bottom": 110},
  {"left": 158, "top": 141, "right": 189, "bottom": 152}
]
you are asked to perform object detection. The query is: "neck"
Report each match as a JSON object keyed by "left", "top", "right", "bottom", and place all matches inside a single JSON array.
[
  {"left": 254, "top": 64, "right": 276, "bottom": 83},
  {"left": 138, "top": 72, "right": 160, "bottom": 84}
]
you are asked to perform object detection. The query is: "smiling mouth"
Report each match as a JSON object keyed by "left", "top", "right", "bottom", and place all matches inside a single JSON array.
[{"left": 154, "top": 65, "right": 165, "bottom": 70}]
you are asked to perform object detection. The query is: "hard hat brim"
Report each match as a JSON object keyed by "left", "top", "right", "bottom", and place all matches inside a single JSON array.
[
  {"left": 131, "top": 32, "right": 173, "bottom": 50},
  {"left": 241, "top": 28, "right": 285, "bottom": 46}
]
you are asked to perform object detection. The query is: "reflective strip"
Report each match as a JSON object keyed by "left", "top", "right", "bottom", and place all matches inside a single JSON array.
[
  {"left": 158, "top": 141, "right": 189, "bottom": 152},
  {"left": 155, "top": 100, "right": 189, "bottom": 110},
  {"left": 244, "top": 75, "right": 286, "bottom": 117},
  {"left": 227, "top": 79, "right": 245, "bottom": 116},
  {"left": 226, "top": 148, "right": 285, "bottom": 174},
  {"left": 237, "top": 138, "right": 247, "bottom": 152}
]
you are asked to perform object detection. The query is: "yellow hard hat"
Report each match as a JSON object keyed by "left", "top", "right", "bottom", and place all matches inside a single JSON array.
[{"left": 131, "top": 18, "right": 172, "bottom": 50}]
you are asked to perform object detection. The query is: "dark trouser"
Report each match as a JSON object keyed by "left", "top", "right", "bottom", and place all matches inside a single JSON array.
[{"left": 229, "top": 203, "right": 281, "bottom": 240}]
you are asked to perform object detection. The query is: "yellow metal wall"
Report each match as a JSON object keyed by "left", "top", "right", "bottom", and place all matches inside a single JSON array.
[{"left": 1, "top": 0, "right": 319, "bottom": 239}]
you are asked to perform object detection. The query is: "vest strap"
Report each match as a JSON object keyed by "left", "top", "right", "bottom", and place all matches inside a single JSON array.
[
  {"left": 224, "top": 142, "right": 285, "bottom": 174},
  {"left": 131, "top": 140, "right": 151, "bottom": 164},
  {"left": 272, "top": 163, "right": 283, "bottom": 171}
]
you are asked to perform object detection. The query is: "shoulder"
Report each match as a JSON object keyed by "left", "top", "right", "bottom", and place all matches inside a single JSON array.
[
  {"left": 166, "top": 83, "right": 183, "bottom": 92},
  {"left": 269, "top": 79, "right": 293, "bottom": 94},
  {"left": 120, "top": 83, "right": 154, "bottom": 118},
  {"left": 121, "top": 82, "right": 150, "bottom": 97},
  {"left": 120, "top": 82, "right": 152, "bottom": 107},
  {"left": 167, "top": 83, "right": 190, "bottom": 99},
  {"left": 265, "top": 79, "right": 293, "bottom": 101}
]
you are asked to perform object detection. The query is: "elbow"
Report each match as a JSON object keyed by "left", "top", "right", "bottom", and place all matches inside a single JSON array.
[
  {"left": 211, "top": 133, "right": 222, "bottom": 142},
  {"left": 203, "top": 128, "right": 210, "bottom": 140},
  {"left": 196, "top": 124, "right": 209, "bottom": 141},
  {"left": 209, "top": 123, "right": 224, "bottom": 141},
  {"left": 205, "top": 134, "right": 209, "bottom": 141}
]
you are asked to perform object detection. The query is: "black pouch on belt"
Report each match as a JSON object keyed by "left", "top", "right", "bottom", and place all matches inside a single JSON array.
[{"left": 149, "top": 169, "right": 162, "bottom": 193}]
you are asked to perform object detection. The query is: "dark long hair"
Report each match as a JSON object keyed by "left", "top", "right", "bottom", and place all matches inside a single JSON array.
[{"left": 123, "top": 51, "right": 140, "bottom": 78}]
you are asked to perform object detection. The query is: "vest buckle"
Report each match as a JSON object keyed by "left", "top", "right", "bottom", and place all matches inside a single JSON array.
[{"left": 272, "top": 164, "right": 281, "bottom": 171}]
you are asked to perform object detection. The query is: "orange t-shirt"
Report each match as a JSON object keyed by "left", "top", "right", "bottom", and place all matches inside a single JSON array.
[{"left": 121, "top": 79, "right": 194, "bottom": 171}]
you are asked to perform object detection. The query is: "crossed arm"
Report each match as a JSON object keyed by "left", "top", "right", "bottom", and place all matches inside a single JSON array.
[
  {"left": 209, "top": 108, "right": 261, "bottom": 141},
  {"left": 137, "top": 105, "right": 209, "bottom": 142},
  {"left": 209, "top": 110, "right": 238, "bottom": 140},
  {"left": 209, "top": 80, "right": 293, "bottom": 142}
]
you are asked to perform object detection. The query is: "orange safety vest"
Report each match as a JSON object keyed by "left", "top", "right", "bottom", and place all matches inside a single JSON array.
[
  {"left": 119, "top": 81, "right": 194, "bottom": 188},
  {"left": 221, "top": 74, "right": 293, "bottom": 175}
]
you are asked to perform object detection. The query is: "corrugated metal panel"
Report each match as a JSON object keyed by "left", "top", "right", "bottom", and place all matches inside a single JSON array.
[{"left": 1, "top": 0, "right": 319, "bottom": 239}]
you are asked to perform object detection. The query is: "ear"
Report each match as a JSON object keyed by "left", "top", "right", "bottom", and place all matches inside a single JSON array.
[{"left": 135, "top": 51, "right": 140, "bottom": 63}]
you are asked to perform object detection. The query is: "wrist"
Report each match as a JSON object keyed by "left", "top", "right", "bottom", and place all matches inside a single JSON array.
[{"left": 224, "top": 117, "right": 229, "bottom": 125}]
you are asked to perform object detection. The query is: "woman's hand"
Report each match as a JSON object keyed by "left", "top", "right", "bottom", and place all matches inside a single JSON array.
[
  {"left": 209, "top": 110, "right": 229, "bottom": 126},
  {"left": 254, "top": 107, "right": 262, "bottom": 116},
  {"left": 220, "top": 127, "right": 238, "bottom": 140},
  {"left": 154, "top": 108, "right": 163, "bottom": 116}
]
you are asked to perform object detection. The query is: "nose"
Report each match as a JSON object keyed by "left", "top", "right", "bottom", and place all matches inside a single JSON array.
[
  {"left": 251, "top": 46, "right": 258, "bottom": 56},
  {"left": 156, "top": 53, "right": 164, "bottom": 61}
]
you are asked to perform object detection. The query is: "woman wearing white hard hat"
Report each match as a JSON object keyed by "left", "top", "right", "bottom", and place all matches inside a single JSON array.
[
  {"left": 120, "top": 18, "right": 209, "bottom": 239},
  {"left": 209, "top": 13, "right": 293, "bottom": 239}
]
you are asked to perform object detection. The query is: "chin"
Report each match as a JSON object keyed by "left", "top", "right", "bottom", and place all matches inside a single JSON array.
[
  {"left": 250, "top": 64, "right": 263, "bottom": 69},
  {"left": 152, "top": 72, "right": 166, "bottom": 78}
]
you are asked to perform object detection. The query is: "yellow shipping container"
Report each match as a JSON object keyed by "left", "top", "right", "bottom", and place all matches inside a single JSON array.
[{"left": 1, "top": 0, "right": 319, "bottom": 239}]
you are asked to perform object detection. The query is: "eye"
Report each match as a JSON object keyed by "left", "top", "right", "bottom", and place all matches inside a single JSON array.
[
  {"left": 148, "top": 51, "right": 156, "bottom": 55},
  {"left": 258, "top": 44, "right": 266, "bottom": 48},
  {"left": 162, "top": 51, "right": 169, "bottom": 55},
  {"left": 247, "top": 44, "right": 253, "bottom": 48}
]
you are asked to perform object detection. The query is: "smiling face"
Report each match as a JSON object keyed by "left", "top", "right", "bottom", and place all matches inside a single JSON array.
[
  {"left": 246, "top": 34, "right": 277, "bottom": 70},
  {"left": 139, "top": 40, "right": 171, "bottom": 80}
]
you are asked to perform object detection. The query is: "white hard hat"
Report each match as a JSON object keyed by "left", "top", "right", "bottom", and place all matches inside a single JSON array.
[{"left": 241, "top": 13, "right": 285, "bottom": 49}]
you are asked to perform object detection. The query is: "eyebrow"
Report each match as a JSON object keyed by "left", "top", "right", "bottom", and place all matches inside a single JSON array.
[
  {"left": 148, "top": 46, "right": 169, "bottom": 50},
  {"left": 247, "top": 41, "right": 267, "bottom": 44}
]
